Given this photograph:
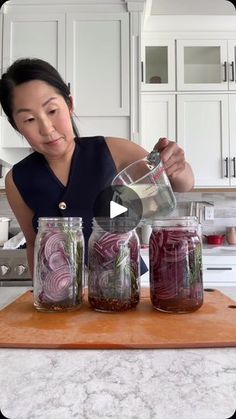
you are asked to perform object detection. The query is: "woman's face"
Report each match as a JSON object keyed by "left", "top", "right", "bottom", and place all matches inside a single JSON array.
[{"left": 12, "top": 80, "right": 75, "bottom": 159}]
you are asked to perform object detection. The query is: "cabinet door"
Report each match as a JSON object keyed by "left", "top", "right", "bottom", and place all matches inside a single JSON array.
[
  {"left": 228, "top": 40, "right": 236, "bottom": 91},
  {"left": 1, "top": 11, "right": 66, "bottom": 149},
  {"left": 229, "top": 95, "right": 236, "bottom": 185},
  {"left": 66, "top": 13, "right": 129, "bottom": 117},
  {"left": 177, "top": 94, "right": 229, "bottom": 187},
  {"left": 141, "top": 94, "right": 175, "bottom": 151},
  {"left": 177, "top": 40, "right": 228, "bottom": 91},
  {"left": 1, "top": 116, "right": 29, "bottom": 148},
  {"left": 2, "top": 11, "right": 66, "bottom": 76},
  {"left": 141, "top": 39, "right": 175, "bottom": 91}
]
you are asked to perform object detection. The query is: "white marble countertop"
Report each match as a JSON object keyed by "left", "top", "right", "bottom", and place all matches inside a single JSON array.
[{"left": 0, "top": 286, "right": 236, "bottom": 419}]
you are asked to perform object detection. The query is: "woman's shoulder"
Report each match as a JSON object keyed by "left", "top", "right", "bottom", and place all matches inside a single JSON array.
[
  {"left": 13, "top": 150, "right": 41, "bottom": 170},
  {"left": 105, "top": 136, "right": 148, "bottom": 171}
]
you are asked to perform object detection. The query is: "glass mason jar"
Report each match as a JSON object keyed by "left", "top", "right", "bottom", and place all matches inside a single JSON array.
[
  {"left": 149, "top": 217, "right": 203, "bottom": 313},
  {"left": 33, "top": 217, "right": 84, "bottom": 312},
  {"left": 88, "top": 218, "right": 140, "bottom": 312}
]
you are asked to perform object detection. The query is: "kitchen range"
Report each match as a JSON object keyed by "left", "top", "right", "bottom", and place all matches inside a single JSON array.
[{"left": 0, "top": 248, "right": 32, "bottom": 286}]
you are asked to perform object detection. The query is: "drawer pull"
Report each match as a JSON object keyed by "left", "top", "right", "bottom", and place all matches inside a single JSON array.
[
  {"left": 224, "top": 157, "right": 229, "bottom": 178},
  {"left": 206, "top": 267, "right": 232, "bottom": 271},
  {"left": 230, "top": 61, "right": 235, "bottom": 82},
  {"left": 232, "top": 157, "right": 236, "bottom": 178},
  {"left": 223, "top": 61, "right": 227, "bottom": 82}
]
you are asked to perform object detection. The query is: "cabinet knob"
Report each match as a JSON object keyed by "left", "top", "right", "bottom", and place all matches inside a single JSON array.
[
  {"left": 0, "top": 264, "right": 10, "bottom": 276},
  {"left": 14, "top": 264, "right": 27, "bottom": 276}
]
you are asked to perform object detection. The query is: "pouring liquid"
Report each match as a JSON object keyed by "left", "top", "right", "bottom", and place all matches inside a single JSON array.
[{"left": 129, "top": 184, "right": 176, "bottom": 220}]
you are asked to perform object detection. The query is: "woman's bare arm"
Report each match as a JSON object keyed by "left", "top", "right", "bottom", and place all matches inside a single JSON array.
[
  {"left": 105, "top": 136, "right": 194, "bottom": 192},
  {"left": 5, "top": 170, "right": 36, "bottom": 275}
]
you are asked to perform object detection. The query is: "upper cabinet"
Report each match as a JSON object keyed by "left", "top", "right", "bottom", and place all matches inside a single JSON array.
[
  {"left": 177, "top": 93, "right": 236, "bottom": 188},
  {"left": 176, "top": 39, "right": 236, "bottom": 91},
  {"left": 0, "top": 9, "right": 66, "bottom": 148},
  {"left": 2, "top": 10, "right": 66, "bottom": 77},
  {"left": 140, "top": 15, "right": 236, "bottom": 188},
  {"left": 141, "top": 38, "right": 175, "bottom": 91},
  {"left": 141, "top": 36, "right": 236, "bottom": 93},
  {"left": 141, "top": 93, "right": 176, "bottom": 149},
  {"left": 66, "top": 13, "right": 129, "bottom": 117},
  {"left": 0, "top": 1, "right": 144, "bottom": 157}
]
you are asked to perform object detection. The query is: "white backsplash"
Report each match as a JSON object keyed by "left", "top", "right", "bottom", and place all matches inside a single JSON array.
[
  {"left": 1, "top": 190, "right": 236, "bottom": 239},
  {"left": 175, "top": 191, "right": 236, "bottom": 235}
]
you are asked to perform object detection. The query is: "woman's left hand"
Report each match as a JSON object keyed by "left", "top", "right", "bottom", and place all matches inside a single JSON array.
[{"left": 154, "top": 137, "right": 186, "bottom": 179}]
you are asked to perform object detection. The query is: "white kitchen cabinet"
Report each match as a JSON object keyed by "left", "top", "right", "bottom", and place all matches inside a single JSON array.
[
  {"left": 203, "top": 255, "right": 236, "bottom": 287},
  {"left": 177, "top": 93, "right": 236, "bottom": 188},
  {"left": 66, "top": 12, "right": 129, "bottom": 117},
  {"left": 177, "top": 39, "right": 236, "bottom": 91},
  {"left": 140, "top": 31, "right": 236, "bottom": 188},
  {"left": 141, "top": 93, "right": 176, "bottom": 150},
  {"left": 1, "top": 116, "right": 29, "bottom": 148},
  {"left": 2, "top": 10, "right": 66, "bottom": 77},
  {"left": 141, "top": 249, "right": 236, "bottom": 288},
  {"left": 0, "top": 3, "right": 141, "bottom": 157},
  {"left": 1, "top": 9, "right": 66, "bottom": 148},
  {"left": 229, "top": 95, "right": 236, "bottom": 186},
  {"left": 141, "top": 38, "right": 175, "bottom": 91}
]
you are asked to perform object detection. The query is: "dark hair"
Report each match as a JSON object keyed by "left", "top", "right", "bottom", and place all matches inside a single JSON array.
[{"left": 0, "top": 58, "right": 79, "bottom": 136}]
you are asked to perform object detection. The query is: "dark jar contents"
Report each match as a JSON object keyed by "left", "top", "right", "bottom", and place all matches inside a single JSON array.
[
  {"left": 149, "top": 217, "right": 203, "bottom": 313},
  {"left": 33, "top": 217, "right": 84, "bottom": 312},
  {"left": 88, "top": 218, "right": 140, "bottom": 312}
]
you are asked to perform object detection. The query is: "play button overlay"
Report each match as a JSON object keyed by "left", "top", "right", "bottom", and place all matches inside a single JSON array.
[
  {"left": 93, "top": 185, "right": 143, "bottom": 233},
  {"left": 110, "top": 201, "right": 127, "bottom": 219}
]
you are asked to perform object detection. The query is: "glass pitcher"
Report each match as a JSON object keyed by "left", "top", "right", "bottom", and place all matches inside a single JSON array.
[{"left": 112, "top": 151, "right": 176, "bottom": 222}]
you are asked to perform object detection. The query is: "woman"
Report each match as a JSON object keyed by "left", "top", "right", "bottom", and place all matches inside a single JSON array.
[{"left": 0, "top": 58, "right": 194, "bottom": 274}]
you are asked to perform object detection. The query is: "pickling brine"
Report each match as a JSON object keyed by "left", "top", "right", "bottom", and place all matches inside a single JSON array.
[
  {"left": 88, "top": 218, "right": 140, "bottom": 312},
  {"left": 33, "top": 217, "right": 84, "bottom": 312},
  {"left": 149, "top": 217, "right": 203, "bottom": 313}
]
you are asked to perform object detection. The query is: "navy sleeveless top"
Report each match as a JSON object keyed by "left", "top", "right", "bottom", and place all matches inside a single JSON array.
[{"left": 12, "top": 136, "right": 147, "bottom": 274}]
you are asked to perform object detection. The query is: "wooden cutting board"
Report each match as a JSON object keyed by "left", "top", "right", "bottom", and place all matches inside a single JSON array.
[{"left": 0, "top": 288, "right": 236, "bottom": 349}]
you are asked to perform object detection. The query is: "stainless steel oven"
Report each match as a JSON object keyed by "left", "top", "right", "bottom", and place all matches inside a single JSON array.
[{"left": 0, "top": 249, "right": 32, "bottom": 286}]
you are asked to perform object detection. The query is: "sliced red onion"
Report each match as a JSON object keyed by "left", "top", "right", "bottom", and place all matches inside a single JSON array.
[
  {"left": 44, "top": 232, "right": 66, "bottom": 260},
  {"left": 94, "top": 232, "right": 130, "bottom": 261},
  {"left": 150, "top": 228, "right": 201, "bottom": 300},
  {"left": 48, "top": 251, "right": 69, "bottom": 271},
  {"left": 42, "top": 269, "right": 73, "bottom": 302}
]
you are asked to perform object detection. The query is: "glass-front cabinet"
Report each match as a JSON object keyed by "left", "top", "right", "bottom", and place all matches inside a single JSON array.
[
  {"left": 141, "top": 39, "right": 175, "bottom": 91},
  {"left": 177, "top": 39, "right": 236, "bottom": 91}
]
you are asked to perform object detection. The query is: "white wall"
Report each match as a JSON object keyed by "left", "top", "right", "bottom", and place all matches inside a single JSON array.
[{"left": 151, "top": 0, "right": 235, "bottom": 15}]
